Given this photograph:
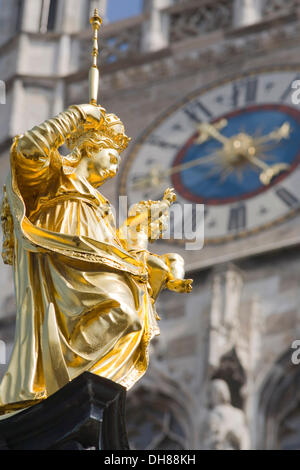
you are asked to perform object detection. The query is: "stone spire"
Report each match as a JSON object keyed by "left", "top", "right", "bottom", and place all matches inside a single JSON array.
[{"left": 142, "top": 0, "right": 172, "bottom": 52}]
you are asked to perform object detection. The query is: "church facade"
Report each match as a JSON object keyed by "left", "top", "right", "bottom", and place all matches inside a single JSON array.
[{"left": 1, "top": 0, "right": 300, "bottom": 449}]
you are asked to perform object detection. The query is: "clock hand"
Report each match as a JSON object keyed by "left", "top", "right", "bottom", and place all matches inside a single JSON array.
[
  {"left": 168, "top": 153, "right": 219, "bottom": 175},
  {"left": 131, "top": 152, "right": 220, "bottom": 190},
  {"left": 254, "top": 122, "right": 291, "bottom": 145},
  {"left": 244, "top": 153, "right": 272, "bottom": 171},
  {"left": 196, "top": 119, "right": 228, "bottom": 144},
  {"left": 259, "top": 163, "right": 290, "bottom": 185},
  {"left": 242, "top": 153, "right": 290, "bottom": 185},
  {"left": 197, "top": 121, "right": 229, "bottom": 145}
]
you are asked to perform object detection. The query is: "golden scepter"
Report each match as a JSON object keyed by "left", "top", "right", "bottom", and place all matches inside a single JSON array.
[{"left": 89, "top": 8, "right": 102, "bottom": 105}]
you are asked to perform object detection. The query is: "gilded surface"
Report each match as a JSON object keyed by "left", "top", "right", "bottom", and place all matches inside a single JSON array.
[
  {"left": 0, "top": 103, "right": 192, "bottom": 415},
  {"left": 0, "top": 8, "right": 192, "bottom": 415}
]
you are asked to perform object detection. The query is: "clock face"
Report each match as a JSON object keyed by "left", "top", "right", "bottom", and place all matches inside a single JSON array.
[{"left": 119, "top": 66, "right": 300, "bottom": 244}]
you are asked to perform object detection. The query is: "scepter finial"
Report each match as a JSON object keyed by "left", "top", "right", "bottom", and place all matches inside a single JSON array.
[{"left": 89, "top": 8, "right": 103, "bottom": 105}]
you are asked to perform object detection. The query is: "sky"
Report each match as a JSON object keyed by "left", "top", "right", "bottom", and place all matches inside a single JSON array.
[{"left": 106, "top": 0, "right": 143, "bottom": 23}]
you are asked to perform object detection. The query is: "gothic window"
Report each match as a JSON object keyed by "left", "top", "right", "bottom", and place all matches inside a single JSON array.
[
  {"left": 47, "top": 0, "right": 58, "bottom": 31},
  {"left": 16, "top": 0, "right": 24, "bottom": 32},
  {"left": 257, "top": 350, "right": 300, "bottom": 449},
  {"left": 126, "top": 386, "right": 190, "bottom": 450},
  {"left": 39, "top": 0, "right": 58, "bottom": 33},
  {"left": 279, "top": 407, "right": 300, "bottom": 450}
]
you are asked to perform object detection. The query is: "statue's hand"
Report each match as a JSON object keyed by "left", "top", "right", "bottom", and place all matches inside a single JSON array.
[
  {"left": 163, "top": 188, "right": 176, "bottom": 206},
  {"left": 76, "top": 104, "right": 105, "bottom": 127},
  {"left": 166, "top": 278, "right": 193, "bottom": 293}
]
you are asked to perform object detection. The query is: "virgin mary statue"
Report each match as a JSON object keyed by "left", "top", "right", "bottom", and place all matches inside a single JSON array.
[{"left": 0, "top": 103, "right": 192, "bottom": 415}]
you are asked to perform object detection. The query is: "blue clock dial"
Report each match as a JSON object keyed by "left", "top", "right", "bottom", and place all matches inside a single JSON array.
[
  {"left": 172, "top": 104, "right": 300, "bottom": 204},
  {"left": 121, "top": 67, "right": 300, "bottom": 244}
]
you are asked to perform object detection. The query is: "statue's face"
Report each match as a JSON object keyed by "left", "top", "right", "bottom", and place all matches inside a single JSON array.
[
  {"left": 87, "top": 147, "right": 121, "bottom": 186},
  {"left": 73, "top": 121, "right": 127, "bottom": 187},
  {"left": 94, "top": 147, "right": 120, "bottom": 176}
]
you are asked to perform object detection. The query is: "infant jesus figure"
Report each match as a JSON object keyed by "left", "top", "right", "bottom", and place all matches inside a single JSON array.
[{"left": 0, "top": 103, "right": 192, "bottom": 413}]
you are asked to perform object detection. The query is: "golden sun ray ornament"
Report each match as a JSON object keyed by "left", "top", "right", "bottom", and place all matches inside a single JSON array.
[{"left": 0, "top": 9, "right": 192, "bottom": 416}]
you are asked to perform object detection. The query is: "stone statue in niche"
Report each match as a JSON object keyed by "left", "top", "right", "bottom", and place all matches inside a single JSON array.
[{"left": 204, "top": 379, "right": 249, "bottom": 450}]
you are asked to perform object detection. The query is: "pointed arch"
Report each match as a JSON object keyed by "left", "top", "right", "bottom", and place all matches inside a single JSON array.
[
  {"left": 126, "top": 365, "right": 197, "bottom": 450},
  {"left": 212, "top": 347, "right": 246, "bottom": 409},
  {"left": 256, "top": 349, "right": 300, "bottom": 449}
]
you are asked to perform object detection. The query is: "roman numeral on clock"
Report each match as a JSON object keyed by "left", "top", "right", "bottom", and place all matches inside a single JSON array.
[
  {"left": 245, "top": 78, "right": 258, "bottom": 104},
  {"left": 228, "top": 205, "right": 247, "bottom": 231},
  {"left": 276, "top": 187, "right": 299, "bottom": 208},
  {"left": 147, "top": 135, "right": 180, "bottom": 150},
  {"left": 183, "top": 100, "right": 213, "bottom": 122},
  {"left": 231, "top": 78, "right": 258, "bottom": 108}
]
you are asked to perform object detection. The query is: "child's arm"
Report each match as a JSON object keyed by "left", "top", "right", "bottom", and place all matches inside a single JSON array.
[{"left": 163, "top": 253, "right": 193, "bottom": 293}]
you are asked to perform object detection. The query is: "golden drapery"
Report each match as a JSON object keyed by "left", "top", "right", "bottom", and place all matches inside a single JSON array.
[{"left": 0, "top": 107, "right": 170, "bottom": 414}]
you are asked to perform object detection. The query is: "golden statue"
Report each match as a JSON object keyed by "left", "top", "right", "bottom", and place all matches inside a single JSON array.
[{"left": 0, "top": 10, "right": 192, "bottom": 416}]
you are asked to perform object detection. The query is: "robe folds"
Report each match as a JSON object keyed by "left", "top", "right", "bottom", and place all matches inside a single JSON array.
[{"left": 0, "top": 110, "right": 164, "bottom": 414}]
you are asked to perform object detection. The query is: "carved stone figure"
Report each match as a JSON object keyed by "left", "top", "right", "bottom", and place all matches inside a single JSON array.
[{"left": 205, "top": 379, "right": 249, "bottom": 450}]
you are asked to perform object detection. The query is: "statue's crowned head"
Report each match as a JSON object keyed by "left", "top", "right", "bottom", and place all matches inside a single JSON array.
[{"left": 65, "top": 110, "right": 130, "bottom": 186}]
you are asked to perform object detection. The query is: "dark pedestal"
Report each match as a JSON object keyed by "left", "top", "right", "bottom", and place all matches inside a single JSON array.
[{"left": 0, "top": 372, "right": 130, "bottom": 450}]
